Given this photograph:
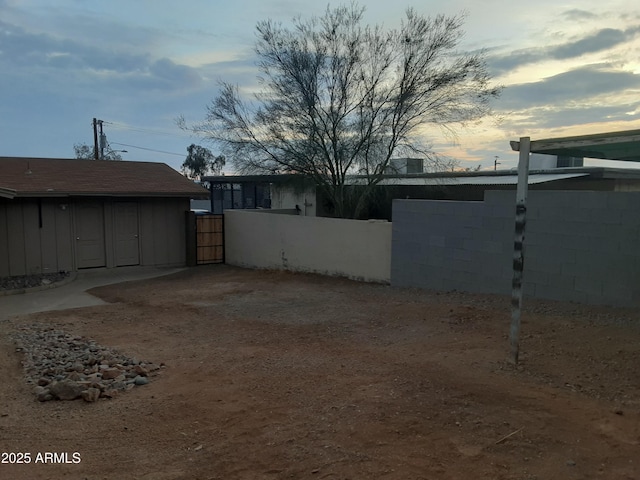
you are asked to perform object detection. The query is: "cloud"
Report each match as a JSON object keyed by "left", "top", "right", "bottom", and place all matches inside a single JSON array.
[
  {"left": 0, "top": 20, "right": 149, "bottom": 71},
  {"left": 490, "top": 48, "right": 545, "bottom": 74},
  {"left": 499, "top": 103, "right": 640, "bottom": 133},
  {"left": 497, "top": 64, "right": 640, "bottom": 110},
  {"left": 489, "top": 26, "right": 640, "bottom": 74},
  {"left": 0, "top": 18, "right": 206, "bottom": 93},
  {"left": 561, "top": 9, "right": 598, "bottom": 22},
  {"left": 493, "top": 63, "right": 640, "bottom": 134},
  {"left": 550, "top": 27, "right": 640, "bottom": 60},
  {"left": 149, "top": 58, "right": 203, "bottom": 89}
]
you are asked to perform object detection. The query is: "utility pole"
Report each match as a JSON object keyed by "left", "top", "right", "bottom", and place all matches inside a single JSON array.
[
  {"left": 494, "top": 155, "right": 501, "bottom": 171},
  {"left": 99, "top": 121, "right": 105, "bottom": 160},
  {"left": 92, "top": 118, "right": 100, "bottom": 160},
  {"left": 92, "top": 118, "right": 105, "bottom": 159}
]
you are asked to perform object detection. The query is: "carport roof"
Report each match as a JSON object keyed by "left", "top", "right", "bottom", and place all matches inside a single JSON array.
[
  {"left": 375, "top": 172, "right": 589, "bottom": 186},
  {"left": 0, "top": 157, "right": 209, "bottom": 198},
  {"left": 510, "top": 129, "right": 640, "bottom": 161}
]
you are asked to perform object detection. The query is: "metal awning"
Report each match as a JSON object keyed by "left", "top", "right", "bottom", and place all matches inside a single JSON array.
[
  {"left": 376, "top": 173, "right": 588, "bottom": 186},
  {"left": 507, "top": 128, "right": 640, "bottom": 364},
  {"left": 510, "top": 129, "right": 640, "bottom": 161}
]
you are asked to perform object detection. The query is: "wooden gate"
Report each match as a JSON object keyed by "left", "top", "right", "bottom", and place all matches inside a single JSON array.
[
  {"left": 196, "top": 214, "right": 224, "bottom": 264},
  {"left": 186, "top": 213, "right": 224, "bottom": 265}
]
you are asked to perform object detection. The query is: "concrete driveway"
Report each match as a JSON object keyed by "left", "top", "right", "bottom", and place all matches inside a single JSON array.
[{"left": 0, "top": 266, "right": 185, "bottom": 321}]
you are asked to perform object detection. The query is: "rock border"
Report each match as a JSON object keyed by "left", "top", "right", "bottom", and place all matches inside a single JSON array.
[
  {"left": 11, "top": 323, "right": 162, "bottom": 402},
  {"left": 0, "top": 272, "right": 77, "bottom": 297}
]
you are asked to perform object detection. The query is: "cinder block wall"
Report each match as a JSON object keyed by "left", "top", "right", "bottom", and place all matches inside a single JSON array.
[
  {"left": 391, "top": 191, "right": 640, "bottom": 307},
  {"left": 225, "top": 210, "right": 392, "bottom": 283}
]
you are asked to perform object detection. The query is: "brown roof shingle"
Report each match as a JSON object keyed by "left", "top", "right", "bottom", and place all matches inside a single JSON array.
[{"left": 0, "top": 157, "right": 209, "bottom": 198}]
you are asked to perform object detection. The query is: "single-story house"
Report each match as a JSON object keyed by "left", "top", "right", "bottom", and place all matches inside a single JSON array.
[
  {"left": 0, "top": 157, "right": 209, "bottom": 277},
  {"left": 204, "top": 164, "right": 640, "bottom": 220}
]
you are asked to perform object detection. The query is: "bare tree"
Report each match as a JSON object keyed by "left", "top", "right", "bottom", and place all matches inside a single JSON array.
[
  {"left": 183, "top": 4, "right": 501, "bottom": 218},
  {"left": 74, "top": 143, "right": 122, "bottom": 161}
]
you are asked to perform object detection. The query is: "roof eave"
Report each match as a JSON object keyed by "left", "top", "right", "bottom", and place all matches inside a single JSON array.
[
  {"left": 0, "top": 187, "right": 17, "bottom": 199},
  {"left": 511, "top": 129, "right": 640, "bottom": 162},
  {"left": 11, "top": 191, "right": 209, "bottom": 199}
]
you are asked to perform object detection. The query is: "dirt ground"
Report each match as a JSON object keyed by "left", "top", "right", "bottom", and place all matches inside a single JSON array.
[{"left": 1, "top": 265, "right": 639, "bottom": 480}]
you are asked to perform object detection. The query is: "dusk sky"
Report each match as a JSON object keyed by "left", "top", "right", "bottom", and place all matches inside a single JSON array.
[{"left": 1, "top": 0, "right": 639, "bottom": 172}]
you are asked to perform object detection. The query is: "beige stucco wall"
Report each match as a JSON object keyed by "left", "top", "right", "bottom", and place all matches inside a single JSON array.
[{"left": 224, "top": 210, "right": 391, "bottom": 283}]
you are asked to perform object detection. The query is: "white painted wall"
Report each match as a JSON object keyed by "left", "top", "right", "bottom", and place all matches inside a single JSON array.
[{"left": 225, "top": 210, "right": 391, "bottom": 283}]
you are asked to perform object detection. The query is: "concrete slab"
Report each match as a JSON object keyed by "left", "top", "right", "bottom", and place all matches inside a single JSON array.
[{"left": 0, "top": 266, "right": 185, "bottom": 321}]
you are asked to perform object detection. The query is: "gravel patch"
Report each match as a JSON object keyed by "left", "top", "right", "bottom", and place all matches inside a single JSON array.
[
  {"left": 10, "top": 323, "right": 161, "bottom": 402},
  {"left": 0, "top": 271, "right": 70, "bottom": 292}
]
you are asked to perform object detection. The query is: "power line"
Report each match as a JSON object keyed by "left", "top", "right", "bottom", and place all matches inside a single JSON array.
[
  {"left": 92, "top": 118, "right": 193, "bottom": 158},
  {"left": 110, "top": 142, "right": 185, "bottom": 157},
  {"left": 104, "top": 121, "right": 193, "bottom": 139}
]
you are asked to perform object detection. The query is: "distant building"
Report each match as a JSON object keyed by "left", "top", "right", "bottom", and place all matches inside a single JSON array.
[
  {"left": 201, "top": 140, "right": 640, "bottom": 222},
  {"left": 385, "top": 158, "right": 424, "bottom": 174},
  {"left": 530, "top": 153, "right": 583, "bottom": 169}
]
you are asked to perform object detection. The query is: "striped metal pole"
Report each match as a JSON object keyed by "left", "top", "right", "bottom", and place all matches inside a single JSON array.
[{"left": 510, "top": 137, "right": 530, "bottom": 364}]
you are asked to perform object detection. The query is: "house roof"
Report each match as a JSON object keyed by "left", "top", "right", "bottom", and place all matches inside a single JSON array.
[
  {"left": 202, "top": 174, "right": 301, "bottom": 184},
  {"left": 0, "top": 157, "right": 209, "bottom": 198}
]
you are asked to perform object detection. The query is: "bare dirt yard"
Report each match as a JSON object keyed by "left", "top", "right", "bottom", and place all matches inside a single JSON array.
[{"left": 1, "top": 265, "right": 639, "bottom": 480}]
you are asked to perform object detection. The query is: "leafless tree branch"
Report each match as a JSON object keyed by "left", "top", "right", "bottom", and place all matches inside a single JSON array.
[{"left": 182, "top": 4, "right": 502, "bottom": 218}]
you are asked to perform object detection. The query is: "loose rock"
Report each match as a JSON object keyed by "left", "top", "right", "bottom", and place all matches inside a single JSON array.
[
  {"left": 0, "top": 271, "right": 69, "bottom": 292},
  {"left": 10, "top": 323, "right": 159, "bottom": 402},
  {"left": 101, "top": 368, "right": 123, "bottom": 380},
  {"left": 49, "top": 379, "right": 85, "bottom": 401},
  {"left": 133, "top": 365, "right": 148, "bottom": 376},
  {"left": 81, "top": 388, "right": 101, "bottom": 403},
  {"left": 34, "top": 386, "right": 52, "bottom": 402}
]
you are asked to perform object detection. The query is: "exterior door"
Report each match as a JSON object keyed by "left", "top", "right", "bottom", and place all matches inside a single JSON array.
[
  {"left": 76, "top": 203, "right": 106, "bottom": 269},
  {"left": 114, "top": 202, "right": 140, "bottom": 266}
]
